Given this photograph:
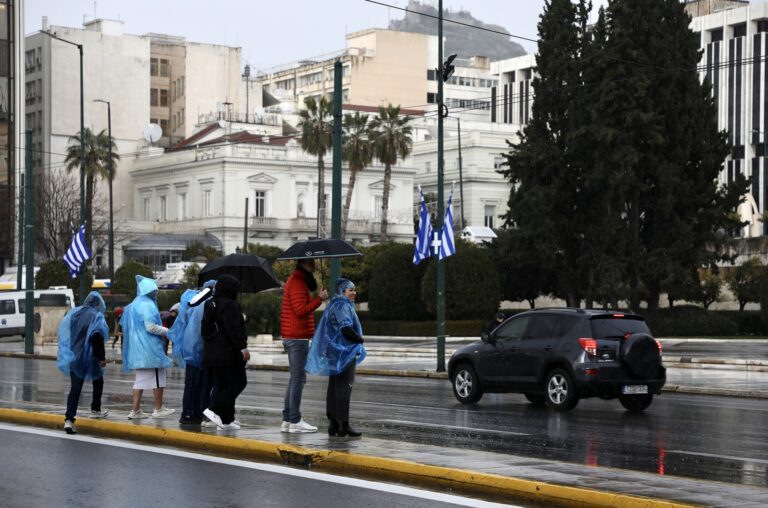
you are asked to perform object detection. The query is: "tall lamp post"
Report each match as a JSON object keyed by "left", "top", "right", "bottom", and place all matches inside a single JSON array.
[
  {"left": 42, "top": 30, "right": 85, "bottom": 303},
  {"left": 94, "top": 99, "right": 114, "bottom": 285}
]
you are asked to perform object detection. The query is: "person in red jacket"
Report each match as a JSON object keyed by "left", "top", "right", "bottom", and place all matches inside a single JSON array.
[{"left": 280, "top": 258, "right": 328, "bottom": 433}]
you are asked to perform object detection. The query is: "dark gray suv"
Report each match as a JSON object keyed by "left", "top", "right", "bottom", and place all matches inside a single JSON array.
[{"left": 448, "top": 308, "right": 665, "bottom": 412}]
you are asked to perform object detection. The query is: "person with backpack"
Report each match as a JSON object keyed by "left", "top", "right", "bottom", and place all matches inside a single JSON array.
[{"left": 201, "top": 274, "right": 249, "bottom": 430}]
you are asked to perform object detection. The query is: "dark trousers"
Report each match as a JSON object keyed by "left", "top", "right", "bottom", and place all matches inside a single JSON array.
[
  {"left": 326, "top": 361, "right": 356, "bottom": 423},
  {"left": 201, "top": 367, "right": 215, "bottom": 412},
  {"left": 182, "top": 365, "right": 209, "bottom": 420},
  {"left": 65, "top": 372, "right": 104, "bottom": 422},
  {"left": 209, "top": 360, "right": 247, "bottom": 424}
]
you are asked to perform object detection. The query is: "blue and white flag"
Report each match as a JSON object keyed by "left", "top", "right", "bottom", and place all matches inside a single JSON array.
[
  {"left": 63, "top": 224, "right": 91, "bottom": 278},
  {"left": 439, "top": 189, "right": 456, "bottom": 260},
  {"left": 413, "top": 188, "right": 433, "bottom": 265}
]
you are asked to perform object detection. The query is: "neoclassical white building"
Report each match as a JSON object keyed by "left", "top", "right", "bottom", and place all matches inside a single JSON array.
[{"left": 119, "top": 121, "right": 417, "bottom": 269}]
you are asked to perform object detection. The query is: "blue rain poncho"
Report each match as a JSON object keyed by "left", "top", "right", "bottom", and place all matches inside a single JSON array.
[
  {"left": 120, "top": 275, "right": 173, "bottom": 372},
  {"left": 306, "top": 294, "right": 366, "bottom": 376},
  {"left": 57, "top": 291, "right": 109, "bottom": 381},
  {"left": 167, "top": 289, "right": 197, "bottom": 368},
  {"left": 167, "top": 288, "right": 209, "bottom": 369}
]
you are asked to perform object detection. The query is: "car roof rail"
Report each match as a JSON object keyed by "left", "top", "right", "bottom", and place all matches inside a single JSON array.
[{"left": 529, "top": 307, "right": 585, "bottom": 314}]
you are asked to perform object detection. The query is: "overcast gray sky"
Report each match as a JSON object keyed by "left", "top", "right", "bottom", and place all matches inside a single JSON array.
[{"left": 26, "top": 1, "right": 607, "bottom": 69}]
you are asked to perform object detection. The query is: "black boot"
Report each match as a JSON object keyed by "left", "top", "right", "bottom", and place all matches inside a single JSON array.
[
  {"left": 328, "top": 419, "right": 341, "bottom": 436},
  {"left": 340, "top": 421, "right": 362, "bottom": 437}
]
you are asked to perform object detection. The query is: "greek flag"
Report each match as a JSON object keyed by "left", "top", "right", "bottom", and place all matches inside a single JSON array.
[
  {"left": 439, "top": 190, "right": 456, "bottom": 260},
  {"left": 63, "top": 224, "right": 91, "bottom": 278},
  {"left": 413, "top": 188, "right": 432, "bottom": 265}
]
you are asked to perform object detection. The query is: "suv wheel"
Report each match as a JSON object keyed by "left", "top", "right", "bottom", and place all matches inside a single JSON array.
[
  {"left": 545, "top": 368, "right": 579, "bottom": 411},
  {"left": 619, "top": 394, "right": 654, "bottom": 413},
  {"left": 452, "top": 363, "right": 483, "bottom": 404},
  {"left": 524, "top": 393, "right": 546, "bottom": 407}
]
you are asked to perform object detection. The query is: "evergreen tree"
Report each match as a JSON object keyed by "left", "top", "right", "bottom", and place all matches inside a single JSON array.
[{"left": 499, "top": 0, "right": 593, "bottom": 307}]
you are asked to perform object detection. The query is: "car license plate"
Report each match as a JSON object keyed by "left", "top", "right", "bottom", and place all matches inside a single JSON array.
[{"left": 622, "top": 385, "right": 648, "bottom": 395}]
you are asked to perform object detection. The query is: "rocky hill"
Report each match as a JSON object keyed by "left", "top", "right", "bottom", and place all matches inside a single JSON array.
[{"left": 388, "top": 0, "right": 527, "bottom": 62}]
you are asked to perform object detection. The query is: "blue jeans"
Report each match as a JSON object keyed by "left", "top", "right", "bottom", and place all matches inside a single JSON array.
[
  {"left": 65, "top": 372, "right": 103, "bottom": 422},
  {"left": 282, "top": 339, "right": 309, "bottom": 423}
]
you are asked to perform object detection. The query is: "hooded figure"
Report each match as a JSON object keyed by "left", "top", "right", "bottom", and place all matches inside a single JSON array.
[
  {"left": 168, "top": 279, "right": 216, "bottom": 369},
  {"left": 306, "top": 279, "right": 366, "bottom": 377},
  {"left": 57, "top": 291, "right": 109, "bottom": 381},
  {"left": 57, "top": 291, "right": 110, "bottom": 434},
  {"left": 120, "top": 275, "right": 173, "bottom": 373}
]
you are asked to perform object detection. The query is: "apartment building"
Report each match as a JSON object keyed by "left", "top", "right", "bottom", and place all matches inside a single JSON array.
[
  {"left": 0, "top": 0, "right": 24, "bottom": 270},
  {"left": 257, "top": 28, "right": 497, "bottom": 122}
]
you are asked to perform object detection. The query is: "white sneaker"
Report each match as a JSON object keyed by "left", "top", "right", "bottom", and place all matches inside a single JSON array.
[
  {"left": 219, "top": 421, "right": 241, "bottom": 431},
  {"left": 280, "top": 421, "right": 290, "bottom": 432},
  {"left": 203, "top": 408, "right": 224, "bottom": 429},
  {"left": 288, "top": 419, "right": 318, "bottom": 434},
  {"left": 128, "top": 409, "right": 148, "bottom": 420},
  {"left": 151, "top": 406, "right": 176, "bottom": 418},
  {"left": 90, "top": 409, "right": 110, "bottom": 419},
  {"left": 232, "top": 420, "right": 241, "bottom": 426},
  {"left": 64, "top": 419, "right": 77, "bottom": 435},
  {"left": 202, "top": 419, "right": 218, "bottom": 428}
]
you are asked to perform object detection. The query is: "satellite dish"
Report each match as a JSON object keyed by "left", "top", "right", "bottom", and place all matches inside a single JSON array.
[{"left": 143, "top": 123, "right": 162, "bottom": 145}]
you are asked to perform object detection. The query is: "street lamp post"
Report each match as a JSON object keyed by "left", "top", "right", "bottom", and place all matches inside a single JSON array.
[
  {"left": 436, "top": 0, "right": 446, "bottom": 372},
  {"left": 42, "top": 30, "right": 85, "bottom": 303},
  {"left": 93, "top": 99, "right": 114, "bottom": 285}
]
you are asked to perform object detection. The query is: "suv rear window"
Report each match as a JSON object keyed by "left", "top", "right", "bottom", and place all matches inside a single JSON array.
[{"left": 590, "top": 316, "right": 650, "bottom": 339}]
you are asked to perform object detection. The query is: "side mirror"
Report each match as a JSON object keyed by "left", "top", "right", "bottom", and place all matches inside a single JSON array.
[{"left": 481, "top": 332, "right": 491, "bottom": 343}]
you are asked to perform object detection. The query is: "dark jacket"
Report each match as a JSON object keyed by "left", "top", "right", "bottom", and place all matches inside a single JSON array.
[{"left": 201, "top": 275, "right": 248, "bottom": 367}]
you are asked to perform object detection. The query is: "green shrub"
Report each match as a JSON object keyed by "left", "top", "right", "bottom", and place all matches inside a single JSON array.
[
  {"left": 157, "top": 289, "right": 184, "bottom": 312},
  {"left": 420, "top": 240, "right": 500, "bottom": 320},
  {"left": 713, "top": 310, "right": 766, "bottom": 335},
  {"left": 112, "top": 260, "right": 153, "bottom": 296},
  {"left": 643, "top": 305, "right": 738, "bottom": 337},
  {"left": 35, "top": 259, "right": 93, "bottom": 302},
  {"left": 242, "top": 292, "right": 282, "bottom": 337},
  {"left": 367, "top": 242, "right": 430, "bottom": 320}
]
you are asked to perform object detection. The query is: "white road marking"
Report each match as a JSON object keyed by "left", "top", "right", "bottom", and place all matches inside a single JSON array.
[
  {"left": 378, "top": 419, "right": 529, "bottom": 437},
  {"left": 667, "top": 450, "right": 768, "bottom": 465},
  {"left": 0, "top": 422, "right": 518, "bottom": 508}
]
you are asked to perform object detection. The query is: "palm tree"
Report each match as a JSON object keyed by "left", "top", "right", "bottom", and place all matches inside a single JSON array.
[
  {"left": 370, "top": 104, "right": 413, "bottom": 241},
  {"left": 297, "top": 96, "right": 332, "bottom": 235},
  {"left": 64, "top": 127, "right": 119, "bottom": 248},
  {"left": 341, "top": 112, "right": 374, "bottom": 237}
]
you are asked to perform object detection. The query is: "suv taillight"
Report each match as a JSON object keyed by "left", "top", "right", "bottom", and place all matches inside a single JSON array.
[
  {"left": 655, "top": 339, "right": 663, "bottom": 352},
  {"left": 579, "top": 338, "right": 597, "bottom": 356}
]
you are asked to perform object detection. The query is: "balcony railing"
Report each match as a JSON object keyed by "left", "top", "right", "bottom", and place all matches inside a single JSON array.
[{"left": 250, "top": 216, "right": 278, "bottom": 229}]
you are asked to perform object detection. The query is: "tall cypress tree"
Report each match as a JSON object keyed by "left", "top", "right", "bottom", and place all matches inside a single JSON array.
[
  {"left": 499, "top": 0, "right": 594, "bottom": 307},
  {"left": 598, "top": 0, "right": 746, "bottom": 311}
]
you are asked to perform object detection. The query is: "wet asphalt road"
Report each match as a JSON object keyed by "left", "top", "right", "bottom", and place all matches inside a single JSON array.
[
  {"left": 0, "top": 425, "right": 505, "bottom": 508},
  {"left": 1, "top": 356, "right": 766, "bottom": 489}
]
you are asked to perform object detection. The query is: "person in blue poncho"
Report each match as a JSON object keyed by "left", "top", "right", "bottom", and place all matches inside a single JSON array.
[
  {"left": 57, "top": 291, "right": 110, "bottom": 435},
  {"left": 168, "top": 279, "right": 216, "bottom": 425},
  {"left": 306, "top": 278, "right": 366, "bottom": 437},
  {"left": 120, "top": 275, "right": 175, "bottom": 420}
]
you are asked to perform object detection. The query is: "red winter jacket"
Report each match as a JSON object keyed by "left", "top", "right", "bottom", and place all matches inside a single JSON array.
[{"left": 280, "top": 267, "right": 322, "bottom": 339}]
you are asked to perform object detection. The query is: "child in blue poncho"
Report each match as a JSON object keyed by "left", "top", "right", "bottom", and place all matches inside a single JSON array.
[
  {"left": 306, "top": 278, "right": 366, "bottom": 437},
  {"left": 121, "top": 275, "right": 175, "bottom": 420},
  {"left": 57, "top": 291, "right": 110, "bottom": 434}
]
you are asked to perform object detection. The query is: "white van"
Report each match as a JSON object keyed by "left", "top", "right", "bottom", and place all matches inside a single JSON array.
[{"left": 0, "top": 288, "right": 76, "bottom": 338}]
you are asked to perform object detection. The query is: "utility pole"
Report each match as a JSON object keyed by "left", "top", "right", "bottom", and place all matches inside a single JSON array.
[
  {"left": 436, "top": 0, "right": 446, "bottom": 372},
  {"left": 330, "top": 59, "right": 343, "bottom": 285},
  {"left": 24, "top": 130, "right": 34, "bottom": 354},
  {"left": 16, "top": 173, "right": 23, "bottom": 291},
  {"left": 94, "top": 99, "right": 114, "bottom": 285},
  {"left": 457, "top": 117, "right": 465, "bottom": 230}
]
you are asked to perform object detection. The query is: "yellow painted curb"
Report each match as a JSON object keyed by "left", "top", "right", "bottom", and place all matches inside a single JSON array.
[{"left": 0, "top": 408, "right": 692, "bottom": 508}]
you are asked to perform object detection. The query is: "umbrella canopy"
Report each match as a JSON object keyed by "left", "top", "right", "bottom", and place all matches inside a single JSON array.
[
  {"left": 277, "top": 239, "right": 362, "bottom": 261},
  {"left": 197, "top": 254, "right": 281, "bottom": 293}
]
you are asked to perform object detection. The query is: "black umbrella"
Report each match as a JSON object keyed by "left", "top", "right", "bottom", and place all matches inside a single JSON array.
[
  {"left": 277, "top": 239, "right": 362, "bottom": 261},
  {"left": 197, "top": 254, "right": 281, "bottom": 293}
]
